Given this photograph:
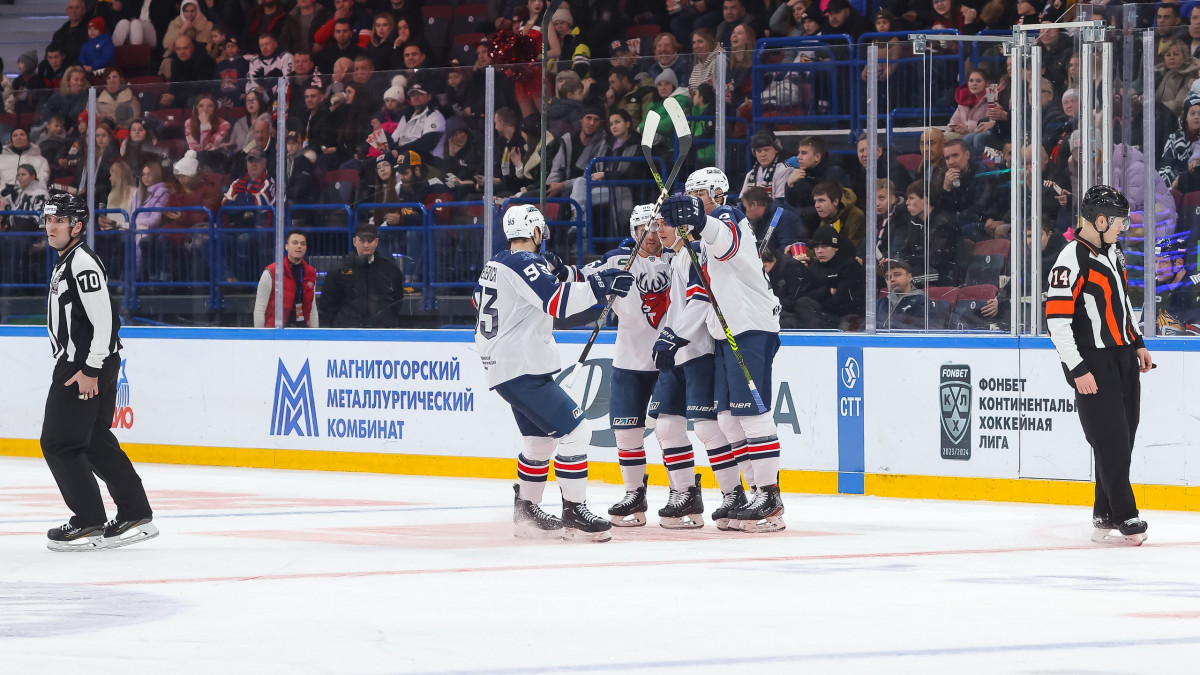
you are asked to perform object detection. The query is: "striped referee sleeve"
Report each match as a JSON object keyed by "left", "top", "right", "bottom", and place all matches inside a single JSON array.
[{"left": 1045, "top": 242, "right": 1088, "bottom": 377}]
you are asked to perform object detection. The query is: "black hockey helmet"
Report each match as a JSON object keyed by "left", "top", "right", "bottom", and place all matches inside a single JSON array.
[
  {"left": 40, "top": 191, "right": 89, "bottom": 234},
  {"left": 1079, "top": 184, "right": 1129, "bottom": 225}
]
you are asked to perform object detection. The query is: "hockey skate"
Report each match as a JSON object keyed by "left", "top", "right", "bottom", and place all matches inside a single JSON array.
[
  {"left": 46, "top": 522, "right": 106, "bottom": 552},
  {"left": 658, "top": 475, "right": 704, "bottom": 529},
  {"left": 1091, "top": 516, "right": 1148, "bottom": 546},
  {"left": 513, "top": 484, "right": 564, "bottom": 540},
  {"left": 561, "top": 499, "right": 612, "bottom": 542},
  {"left": 102, "top": 517, "right": 160, "bottom": 549},
  {"left": 712, "top": 484, "right": 747, "bottom": 531},
  {"left": 733, "top": 484, "right": 786, "bottom": 533},
  {"left": 608, "top": 475, "right": 648, "bottom": 527}
]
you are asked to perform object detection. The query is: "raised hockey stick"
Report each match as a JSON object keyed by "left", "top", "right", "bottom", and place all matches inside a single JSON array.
[
  {"left": 566, "top": 97, "right": 693, "bottom": 388},
  {"left": 757, "top": 207, "right": 784, "bottom": 257},
  {"left": 676, "top": 206, "right": 770, "bottom": 415}
]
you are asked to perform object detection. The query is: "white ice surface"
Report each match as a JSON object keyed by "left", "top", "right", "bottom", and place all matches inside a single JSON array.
[{"left": 1, "top": 456, "right": 1198, "bottom": 674}]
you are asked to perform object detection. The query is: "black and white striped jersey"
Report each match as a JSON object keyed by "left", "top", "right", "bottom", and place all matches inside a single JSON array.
[
  {"left": 1045, "top": 236, "right": 1144, "bottom": 378},
  {"left": 47, "top": 241, "right": 121, "bottom": 375}
]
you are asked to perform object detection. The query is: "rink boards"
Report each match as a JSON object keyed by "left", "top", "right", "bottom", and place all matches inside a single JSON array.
[{"left": 2, "top": 327, "right": 1199, "bottom": 511}]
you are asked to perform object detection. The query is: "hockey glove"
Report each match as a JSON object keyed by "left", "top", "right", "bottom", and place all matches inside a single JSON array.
[
  {"left": 542, "top": 252, "right": 570, "bottom": 282},
  {"left": 588, "top": 268, "right": 634, "bottom": 299},
  {"left": 652, "top": 327, "right": 690, "bottom": 372},
  {"left": 661, "top": 195, "right": 707, "bottom": 236}
]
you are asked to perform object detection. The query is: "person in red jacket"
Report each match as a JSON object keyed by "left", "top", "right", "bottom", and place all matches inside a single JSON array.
[{"left": 254, "top": 230, "right": 319, "bottom": 327}]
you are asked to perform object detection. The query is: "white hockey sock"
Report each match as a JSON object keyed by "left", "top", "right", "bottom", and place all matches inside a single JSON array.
[
  {"left": 719, "top": 411, "right": 754, "bottom": 487},
  {"left": 614, "top": 427, "right": 648, "bottom": 491},
  {"left": 742, "top": 412, "right": 781, "bottom": 488},
  {"left": 517, "top": 436, "right": 558, "bottom": 503},
  {"left": 695, "top": 418, "right": 739, "bottom": 493},
  {"left": 553, "top": 421, "right": 591, "bottom": 503},
  {"left": 655, "top": 415, "right": 695, "bottom": 491}
]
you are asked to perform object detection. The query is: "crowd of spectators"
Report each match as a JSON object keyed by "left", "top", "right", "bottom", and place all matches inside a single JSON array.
[{"left": 0, "top": 0, "right": 1196, "bottom": 331}]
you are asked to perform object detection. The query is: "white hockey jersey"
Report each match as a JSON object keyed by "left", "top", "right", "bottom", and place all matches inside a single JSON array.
[
  {"left": 573, "top": 247, "right": 675, "bottom": 372},
  {"left": 696, "top": 204, "right": 781, "bottom": 337},
  {"left": 474, "top": 250, "right": 604, "bottom": 388},
  {"left": 662, "top": 241, "right": 717, "bottom": 365}
]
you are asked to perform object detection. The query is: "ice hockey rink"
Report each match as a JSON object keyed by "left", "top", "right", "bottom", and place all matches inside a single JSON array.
[{"left": 2, "top": 456, "right": 1199, "bottom": 674}]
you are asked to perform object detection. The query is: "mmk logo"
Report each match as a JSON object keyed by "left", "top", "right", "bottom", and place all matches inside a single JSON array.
[
  {"left": 111, "top": 359, "right": 135, "bottom": 429},
  {"left": 271, "top": 359, "right": 319, "bottom": 437}
]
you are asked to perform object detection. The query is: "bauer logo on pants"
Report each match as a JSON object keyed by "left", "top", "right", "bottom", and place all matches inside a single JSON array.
[
  {"left": 940, "top": 364, "right": 971, "bottom": 460},
  {"left": 271, "top": 359, "right": 319, "bottom": 437}
]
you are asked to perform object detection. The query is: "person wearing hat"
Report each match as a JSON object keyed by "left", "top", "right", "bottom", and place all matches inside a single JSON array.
[
  {"left": 79, "top": 16, "right": 115, "bottom": 74},
  {"left": 824, "top": 0, "right": 870, "bottom": 40},
  {"left": 318, "top": 222, "right": 407, "bottom": 328},
  {"left": 876, "top": 259, "right": 936, "bottom": 330},
  {"left": 220, "top": 147, "right": 276, "bottom": 280},
  {"left": 607, "top": 66, "right": 655, "bottom": 128},
  {"left": 163, "top": 149, "right": 220, "bottom": 270},
  {"left": 12, "top": 51, "right": 45, "bottom": 115},
  {"left": 546, "top": 104, "right": 607, "bottom": 200},
  {"left": 385, "top": 82, "right": 445, "bottom": 168},
  {"left": 641, "top": 68, "right": 690, "bottom": 137},
  {"left": 790, "top": 222, "right": 866, "bottom": 330},
  {"left": 742, "top": 130, "right": 793, "bottom": 202},
  {"left": 47, "top": 0, "right": 91, "bottom": 67},
  {"left": 215, "top": 33, "right": 250, "bottom": 108},
  {"left": 438, "top": 116, "right": 484, "bottom": 199},
  {"left": 162, "top": 0, "right": 214, "bottom": 62}
]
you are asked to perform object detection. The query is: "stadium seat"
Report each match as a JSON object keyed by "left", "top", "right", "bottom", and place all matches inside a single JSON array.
[
  {"left": 1180, "top": 191, "right": 1200, "bottom": 236},
  {"left": 451, "top": 32, "right": 486, "bottom": 65},
  {"left": 1171, "top": 188, "right": 1183, "bottom": 214},
  {"left": 452, "top": 4, "right": 488, "bottom": 35},
  {"left": 158, "top": 138, "right": 188, "bottom": 160},
  {"left": 52, "top": 176, "right": 75, "bottom": 189},
  {"left": 114, "top": 44, "right": 151, "bottom": 72},
  {"left": 0, "top": 113, "right": 17, "bottom": 128},
  {"left": 221, "top": 106, "right": 246, "bottom": 123},
  {"left": 128, "top": 75, "right": 165, "bottom": 85},
  {"left": 925, "top": 286, "right": 960, "bottom": 306},
  {"left": 18, "top": 112, "right": 40, "bottom": 128},
  {"left": 422, "top": 5, "right": 453, "bottom": 57},
  {"left": 972, "top": 238, "right": 1010, "bottom": 259},
  {"left": 320, "top": 169, "right": 359, "bottom": 194},
  {"left": 624, "top": 24, "right": 661, "bottom": 55},
  {"left": 963, "top": 251, "right": 1007, "bottom": 287},
  {"left": 895, "top": 153, "right": 922, "bottom": 172},
  {"left": 542, "top": 202, "right": 561, "bottom": 221}
]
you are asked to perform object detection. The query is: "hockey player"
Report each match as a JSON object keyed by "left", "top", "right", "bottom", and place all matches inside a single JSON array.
[
  {"left": 645, "top": 210, "right": 745, "bottom": 529},
  {"left": 1045, "top": 185, "right": 1153, "bottom": 545},
  {"left": 658, "top": 167, "right": 785, "bottom": 532},
  {"left": 547, "top": 204, "right": 677, "bottom": 526},
  {"left": 40, "top": 192, "right": 158, "bottom": 552},
  {"left": 474, "top": 204, "right": 633, "bottom": 542}
]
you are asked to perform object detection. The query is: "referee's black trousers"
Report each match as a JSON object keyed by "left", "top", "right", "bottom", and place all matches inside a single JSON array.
[
  {"left": 1075, "top": 346, "right": 1140, "bottom": 523},
  {"left": 40, "top": 355, "right": 153, "bottom": 528}
]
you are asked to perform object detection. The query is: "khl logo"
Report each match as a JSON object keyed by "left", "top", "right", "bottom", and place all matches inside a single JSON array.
[
  {"left": 939, "top": 364, "right": 972, "bottom": 460},
  {"left": 111, "top": 359, "right": 134, "bottom": 429},
  {"left": 271, "top": 359, "right": 319, "bottom": 437}
]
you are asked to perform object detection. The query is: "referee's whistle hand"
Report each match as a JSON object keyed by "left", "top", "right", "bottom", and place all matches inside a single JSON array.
[
  {"left": 64, "top": 371, "right": 98, "bottom": 400},
  {"left": 1137, "top": 348, "right": 1153, "bottom": 374},
  {"left": 1074, "top": 373, "right": 1099, "bottom": 395}
]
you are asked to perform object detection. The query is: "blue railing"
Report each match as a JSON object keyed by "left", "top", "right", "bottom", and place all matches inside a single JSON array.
[
  {"left": 499, "top": 197, "right": 584, "bottom": 264},
  {"left": 427, "top": 201, "right": 494, "bottom": 298},
  {"left": 353, "top": 202, "right": 430, "bottom": 307},
  {"left": 584, "top": 156, "right": 666, "bottom": 254}
]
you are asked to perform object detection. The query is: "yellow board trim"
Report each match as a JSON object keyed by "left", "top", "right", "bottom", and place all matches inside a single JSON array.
[{"left": 4, "top": 439, "right": 1199, "bottom": 511}]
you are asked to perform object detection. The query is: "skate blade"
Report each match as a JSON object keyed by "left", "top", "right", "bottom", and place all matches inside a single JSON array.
[
  {"left": 103, "top": 523, "right": 160, "bottom": 549},
  {"left": 563, "top": 527, "right": 612, "bottom": 543},
  {"left": 514, "top": 523, "right": 565, "bottom": 540},
  {"left": 1092, "top": 529, "right": 1146, "bottom": 546},
  {"left": 715, "top": 517, "right": 740, "bottom": 531},
  {"left": 739, "top": 513, "right": 786, "bottom": 533},
  {"left": 659, "top": 515, "right": 704, "bottom": 530},
  {"left": 47, "top": 535, "right": 105, "bottom": 552},
  {"left": 609, "top": 512, "right": 647, "bottom": 527}
]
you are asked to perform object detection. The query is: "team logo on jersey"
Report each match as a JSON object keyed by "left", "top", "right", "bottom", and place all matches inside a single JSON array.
[
  {"left": 271, "top": 359, "right": 319, "bottom": 437},
  {"left": 111, "top": 358, "right": 134, "bottom": 429},
  {"left": 939, "top": 364, "right": 972, "bottom": 460},
  {"left": 638, "top": 268, "right": 671, "bottom": 328}
]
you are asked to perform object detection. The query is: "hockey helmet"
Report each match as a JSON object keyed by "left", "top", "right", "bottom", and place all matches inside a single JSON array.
[
  {"left": 684, "top": 167, "right": 729, "bottom": 205},
  {"left": 1080, "top": 184, "right": 1129, "bottom": 225},
  {"left": 628, "top": 203, "right": 656, "bottom": 238},
  {"left": 502, "top": 204, "right": 549, "bottom": 241},
  {"left": 40, "top": 191, "right": 89, "bottom": 234}
]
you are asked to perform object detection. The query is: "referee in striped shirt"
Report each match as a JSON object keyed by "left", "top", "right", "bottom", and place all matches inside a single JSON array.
[
  {"left": 1045, "top": 185, "right": 1153, "bottom": 545},
  {"left": 40, "top": 193, "right": 157, "bottom": 552}
]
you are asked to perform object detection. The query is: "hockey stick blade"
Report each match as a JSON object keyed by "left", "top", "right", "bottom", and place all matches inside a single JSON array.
[
  {"left": 663, "top": 97, "right": 692, "bottom": 143},
  {"left": 758, "top": 207, "right": 784, "bottom": 256}
]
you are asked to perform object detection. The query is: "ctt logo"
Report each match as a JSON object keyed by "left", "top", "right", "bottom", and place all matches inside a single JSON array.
[
  {"left": 271, "top": 359, "right": 319, "bottom": 437},
  {"left": 939, "top": 364, "right": 972, "bottom": 460},
  {"left": 111, "top": 359, "right": 134, "bottom": 429}
]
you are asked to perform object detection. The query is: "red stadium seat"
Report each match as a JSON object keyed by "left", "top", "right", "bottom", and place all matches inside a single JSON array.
[
  {"left": 115, "top": 44, "right": 151, "bottom": 72},
  {"left": 957, "top": 284, "right": 998, "bottom": 301},
  {"left": 452, "top": 4, "right": 488, "bottom": 35},
  {"left": 451, "top": 32, "right": 487, "bottom": 66},
  {"left": 422, "top": 5, "right": 454, "bottom": 56},
  {"left": 18, "top": 112, "right": 41, "bottom": 128},
  {"left": 624, "top": 24, "right": 661, "bottom": 55},
  {"left": 972, "top": 238, "right": 1010, "bottom": 259},
  {"left": 320, "top": 169, "right": 359, "bottom": 193},
  {"left": 895, "top": 153, "right": 922, "bottom": 172},
  {"left": 0, "top": 113, "right": 17, "bottom": 128},
  {"left": 926, "top": 286, "right": 959, "bottom": 305}
]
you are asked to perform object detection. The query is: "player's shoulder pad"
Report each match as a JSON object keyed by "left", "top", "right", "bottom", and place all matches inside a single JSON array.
[
  {"left": 497, "top": 249, "right": 553, "bottom": 276},
  {"left": 601, "top": 247, "right": 632, "bottom": 265}
]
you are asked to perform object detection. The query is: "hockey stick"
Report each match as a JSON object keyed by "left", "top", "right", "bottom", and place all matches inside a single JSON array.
[
  {"left": 566, "top": 97, "right": 693, "bottom": 388},
  {"left": 757, "top": 207, "right": 784, "bottom": 257},
  {"left": 677, "top": 212, "right": 770, "bottom": 415}
]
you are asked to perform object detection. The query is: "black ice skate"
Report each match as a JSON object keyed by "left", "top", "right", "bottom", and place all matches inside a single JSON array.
[
  {"left": 712, "top": 484, "right": 747, "bottom": 531},
  {"left": 46, "top": 522, "right": 105, "bottom": 552},
  {"left": 658, "top": 474, "right": 704, "bottom": 529},
  {"left": 102, "top": 517, "right": 160, "bottom": 549},
  {"left": 733, "top": 483, "right": 786, "bottom": 533},
  {"left": 1092, "top": 516, "right": 1148, "bottom": 546},
  {"left": 608, "top": 475, "right": 648, "bottom": 527},
  {"left": 561, "top": 499, "right": 612, "bottom": 542},
  {"left": 513, "top": 484, "right": 564, "bottom": 540}
]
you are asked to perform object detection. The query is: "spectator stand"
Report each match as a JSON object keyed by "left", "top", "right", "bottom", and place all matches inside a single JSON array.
[
  {"left": 126, "top": 206, "right": 215, "bottom": 312},
  {"left": 93, "top": 206, "right": 130, "bottom": 288},
  {"left": 428, "top": 200, "right": 494, "bottom": 302},
  {"left": 752, "top": 35, "right": 857, "bottom": 133},
  {"left": 287, "top": 203, "right": 355, "bottom": 279},
  {"left": 499, "top": 197, "right": 584, "bottom": 268},
  {"left": 0, "top": 210, "right": 51, "bottom": 294},
  {"left": 583, "top": 155, "right": 666, "bottom": 255},
  {"left": 683, "top": 116, "right": 750, "bottom": 191},
  {"left": 214, "top": 204, "right": 274, "bottom": 306}
]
